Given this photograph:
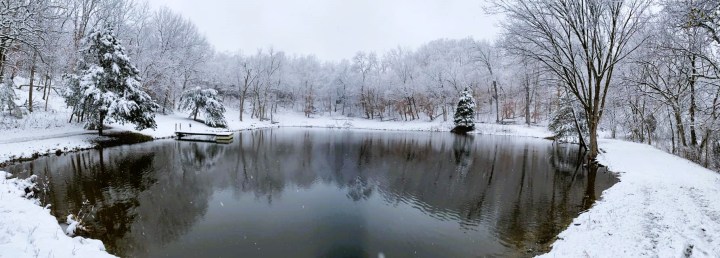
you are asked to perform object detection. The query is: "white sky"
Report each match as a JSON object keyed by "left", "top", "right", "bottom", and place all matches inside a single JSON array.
[{"left": 145, "top": 0, "right": 502, "bottom": 61}]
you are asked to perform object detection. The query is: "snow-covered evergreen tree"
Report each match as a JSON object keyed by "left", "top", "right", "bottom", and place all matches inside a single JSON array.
[
  {"left": 453, "top": 88, "right": 476, "bottom": 131},
  {"left": 0, "top": 77, "right": 18, "bottom": 115},
  {"left": 549, "top": 93, "right": 589, "bottom": 144},
  {"left": 179, "top": 87, "right": 227, "bottom": 127},
  {"left": 62, "top": 26, "right": 158, "bottom": 135}
]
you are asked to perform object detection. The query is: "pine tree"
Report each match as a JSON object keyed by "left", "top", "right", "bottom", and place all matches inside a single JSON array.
[
  {"left": 549, "top": 93, "right": 588, "bottom": 145},
  {"left": 62, "top": 26, "right": 158, "bottom": 135},
  {"left": 179, "top": 87, "right": 227, "bottom": 128},
  {"left": 0, "top": 77, "right": 18, "bottom": 115},
  {"left": 453, "top": 88, "right": 476, "bottom": 132}
]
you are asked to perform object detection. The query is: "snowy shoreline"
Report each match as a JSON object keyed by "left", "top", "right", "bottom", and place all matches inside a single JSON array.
[
  {"left": 0, "top": 171, "right": 116, "bottom": 257},
  {"left": 0, "top": 111, "right": 553, "bottom": 166},
  {"left": 539, "top": 140, "right": 720, "bottom": 257}
]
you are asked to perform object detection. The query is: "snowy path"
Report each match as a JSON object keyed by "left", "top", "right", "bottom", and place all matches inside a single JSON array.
[
  {"left": 0, "top": 129, "right": 94, "bottom": 144},
  {"left": 541, "top": 139, "right": 720, "bottom": 257},
  {"left": 0, "top": 134, "right": 97, "bottom": 165}
]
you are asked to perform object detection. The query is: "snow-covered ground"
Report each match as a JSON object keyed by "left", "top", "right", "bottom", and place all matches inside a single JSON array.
[
  {"left": 540, "top": 139, "right": 720, "bottom": 257},
  {"left": 0, "top": 171, "right": 115, "bottom": 258}
]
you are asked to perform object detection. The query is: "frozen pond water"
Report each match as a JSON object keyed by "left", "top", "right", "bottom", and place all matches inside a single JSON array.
[{"left": 7, "top": 128, "right": 617, "bottom": 257}]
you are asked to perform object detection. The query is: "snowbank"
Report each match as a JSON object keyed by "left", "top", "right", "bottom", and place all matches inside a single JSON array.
[
  {"left": 0, "top": 171, "right": 115, "bottom": 258},
  {"left": 540, "top": 139, "right": 720, "bottom": 257}
]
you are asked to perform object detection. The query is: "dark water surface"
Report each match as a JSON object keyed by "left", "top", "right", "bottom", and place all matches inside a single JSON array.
[{"left": 6, "top": 128, "right": 617, "bottom": 257}]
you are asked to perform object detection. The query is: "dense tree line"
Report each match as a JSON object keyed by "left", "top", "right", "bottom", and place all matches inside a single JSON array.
[{"left": 3, "top": 0, "right": 720, "bottom": 169}]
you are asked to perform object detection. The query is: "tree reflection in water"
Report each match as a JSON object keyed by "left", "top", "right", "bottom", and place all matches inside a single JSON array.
[{"left": 6, "top": 128, "right": 617, "bottom": 257}]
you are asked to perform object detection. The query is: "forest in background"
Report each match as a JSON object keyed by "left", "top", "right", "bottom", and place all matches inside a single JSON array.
[{"left": 1, "top": 0, "right": 720, "bottom": 170}]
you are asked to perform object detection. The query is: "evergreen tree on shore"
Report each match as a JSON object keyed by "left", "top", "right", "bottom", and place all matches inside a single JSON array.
[
  {"left": 549, "top": 93, "right": 588, "bottom": 146},
  {"left": 453, "top": 88, "right": 476, "bottom": 133},
  {"left": 0, "top": 77, "right": 18, "bottom": 115},
  {"left": 63, "top": 26, "right": 158, "bottom": 135}
]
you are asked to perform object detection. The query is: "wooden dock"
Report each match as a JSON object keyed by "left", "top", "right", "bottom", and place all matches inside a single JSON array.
[{"left": 175, "top": 131, "right": 234, "bottom": 143}]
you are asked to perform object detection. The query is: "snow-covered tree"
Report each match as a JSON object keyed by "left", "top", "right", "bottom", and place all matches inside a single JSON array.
[
  {"left": 179, "top": 86, "right": 226, "bottom": 127},
  {"left": 453, "top": 88, "right": 475, "bottom": 132},
  {"left": 494, "top": 0, "right": 652, "bottom": 159},
  {"left": 0, "top": 77, "right": 17, "bottom": 114},
  {"left": 549, "top": 93, "right": 588, "bottom": 146},
  {"left": 63, "top": 26, "right": 158, "bottom": 135}
]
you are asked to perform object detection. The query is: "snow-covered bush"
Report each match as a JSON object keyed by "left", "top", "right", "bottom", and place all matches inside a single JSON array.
[
  {"left": 62, "top": 26, "right": 159, "bottom": 135},
  {"left": 65, "top": 199, "right": 93, "bottom": 236},
  {"left": 179, "top": 87, "right": 227, "bottom": 127},
  {"left": 0, "top": 77, "right": 19, "bottom": 116},
  {"left": 453, "top": 88, "right": 476, "bottom": 131},
  {"left": 549, "top": 94, "right": 588, "bottom": 143}
]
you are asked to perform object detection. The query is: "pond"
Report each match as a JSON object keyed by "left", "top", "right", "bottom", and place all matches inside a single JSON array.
[{"left": 5, "top": 128, "right": 618, "bottom": 257}]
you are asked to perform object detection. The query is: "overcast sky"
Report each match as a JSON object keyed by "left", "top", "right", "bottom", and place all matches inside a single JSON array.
[{"left": 145, "top": 0, "right": 501, "bottom": 61}]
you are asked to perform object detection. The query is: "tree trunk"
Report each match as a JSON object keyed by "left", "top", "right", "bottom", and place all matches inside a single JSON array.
[
  {"left": 44, "top": 76, "right": 51, "bottom": 111},
  {"left": 28, "top": 54, "right": 36, "bottom": 113},
  {"left": 239, "top": 92, "right": 246, "bottom": 121},
  {"left": 588, "top": 118, "right": 599, "bottom": 160},
  {"left": 413, "top": 97, "right": 419, "bottom": 120},
  {"left": 668, "top": 109, "right": 676, "bottom": 154},
  {"left": 690, "top": 60, "right": 698, "bottom": 146},
  {"left": 41, "top": 72, "right": 48, "bottom": 100},
  {"left": 673, "top": 106, "right": 687, "bottom": 147},
  {"left": 525, "top": 78, "right": 531, "bottom": 125},
  {"left": 161, "top": 91, "right": 168, "bottom": 114},
  {"left": 98, "top": 113, "right": 105, "bottom": 136},
  {"left": 493, "top": 80, "right": 499, "bottom": 123}
]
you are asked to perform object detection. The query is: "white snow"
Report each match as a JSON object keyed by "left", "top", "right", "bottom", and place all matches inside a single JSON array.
[
  {"left": 0, "top": 171, "right": 115, "bottom": 258},
  {"left": 65, "top": 215, "right": 81, "bottom": 237},
  {"left": 539, "top": 139, "right": 720, "bottom": 258}
]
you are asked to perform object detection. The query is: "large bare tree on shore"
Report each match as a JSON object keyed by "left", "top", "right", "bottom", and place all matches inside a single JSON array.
[{"left": 493, "top": 0, "right": 651, "bottom": 159}]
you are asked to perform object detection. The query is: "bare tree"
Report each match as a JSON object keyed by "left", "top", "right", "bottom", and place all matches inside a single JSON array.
[
  {"left": 235, "top": 54, "right": 259, "bottom": 121},
  {"left": 493, "top": 0, "right": 652, "bottom": 159},
  {"left": 0, "top": 0, "right": 47, "bottom": 80},
  {"left": 474, "top": 41, "right": 502, "bottom": 123}
]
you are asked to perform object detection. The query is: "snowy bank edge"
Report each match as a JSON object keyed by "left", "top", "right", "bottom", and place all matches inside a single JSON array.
[
  {"left": 537, "top": 139, "right": 720, "bottom": 257},
  {"left": 0, "top": 171, "right": 116, "bottom": 258}
]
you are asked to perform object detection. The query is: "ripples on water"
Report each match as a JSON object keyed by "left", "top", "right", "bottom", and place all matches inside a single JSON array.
[{"left": 7, "top": 128, "right": 618, "bottom": 257}]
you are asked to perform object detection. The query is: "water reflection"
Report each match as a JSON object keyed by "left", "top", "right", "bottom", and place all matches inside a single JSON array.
[{"left": 7, "top": 128, "right": 617, "bottom": 257}]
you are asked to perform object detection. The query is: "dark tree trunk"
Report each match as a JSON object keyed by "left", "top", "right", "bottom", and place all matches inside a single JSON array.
[
  {"left": 44, "top": 75, "right": 51, "bottom": 111},
  {"left": 493, "top": 80, "right": 499, "bottom": 123},
  {"left": 690, "top": 56, "right": 698, "bottom": 146},
  {"left": 28, "top": 54, "right": 36, "bottom": 113},
  {"left": 673, "top": 106, "right": 687, "bottom": 147},
  {"left": 98, "top": 113, "right": 105, "bottom": 136},
  {"left": 525, "top": 77, "right": 531, "bottom": 125}
]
